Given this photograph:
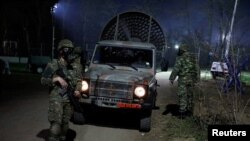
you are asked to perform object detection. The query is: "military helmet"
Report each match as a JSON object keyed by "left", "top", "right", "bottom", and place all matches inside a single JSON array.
[
  {"left": 57, "top": 39, "right": 74, "bottom": 50},
  {"left": 179, "top": 44, "right": 190, "bottom": 52}
]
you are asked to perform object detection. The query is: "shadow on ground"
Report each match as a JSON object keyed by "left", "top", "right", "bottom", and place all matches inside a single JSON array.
[
  {"left": 78, "top": 106, "right": 141, "bottom": 130},
  {"left": 37, "top": 128, "right": 76, "bottom": 141},
  {"left": 162, "top": 104, "right": 180, "bottom": 116}
]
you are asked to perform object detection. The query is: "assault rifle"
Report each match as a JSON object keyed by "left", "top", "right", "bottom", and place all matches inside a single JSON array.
[{"left": 55, "top": 65, "right": 85, "bottom": 124}]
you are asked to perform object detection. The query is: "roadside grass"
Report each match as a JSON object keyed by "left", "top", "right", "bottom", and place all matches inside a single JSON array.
[
  {"left": 140, "top": 112, "right": 207, "bottom": 141},
  {"left": 163, "top": 116, "right": 207, "bottom": 141}
]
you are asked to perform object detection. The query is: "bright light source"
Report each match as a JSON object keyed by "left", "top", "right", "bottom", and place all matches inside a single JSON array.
[
  {"left": 175, "top": 44, "right": 179, "bottom": 49},
  {"left": 81, "top": 80, "right": 89, "bottom": 91},
  {"left": 54, "top": 4, "right": 58, "bottom": 9},
  {"left": 134, "top": 86, "right": 146, "bottom": 98},
  {"left": 51, "top": 3, "right": 58, "bottom": 13}
]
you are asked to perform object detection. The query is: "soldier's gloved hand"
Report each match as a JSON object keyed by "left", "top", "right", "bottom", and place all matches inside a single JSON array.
[
  {"left": 52, "top": 76, "right": 68, "bottom": 88},
  {"left": 74, "top": 90, "right": 81, "bottom": 98}
]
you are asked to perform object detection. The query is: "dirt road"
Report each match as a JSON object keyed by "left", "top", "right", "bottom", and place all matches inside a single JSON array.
[{"left": 0, "top": 72, "right": 173, "bottom": 141}]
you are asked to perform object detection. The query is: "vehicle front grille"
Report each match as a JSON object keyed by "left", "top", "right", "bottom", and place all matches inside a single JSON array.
[{"left": 90, "top": 80, "right": 133, "bottom": 100}]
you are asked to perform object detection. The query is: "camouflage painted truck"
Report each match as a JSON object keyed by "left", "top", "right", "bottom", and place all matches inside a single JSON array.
[{"left": 77, "top": 12, "right": 167, "bottom": 132}]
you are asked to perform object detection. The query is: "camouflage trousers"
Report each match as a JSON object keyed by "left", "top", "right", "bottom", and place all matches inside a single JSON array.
[
  {"left": 177, "top": 83, "right": 194, "bottom": 113},
  {"left": 48, "top": 100, "right": 73, "bottom": 141}
]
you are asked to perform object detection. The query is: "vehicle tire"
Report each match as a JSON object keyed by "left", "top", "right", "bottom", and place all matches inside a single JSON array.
[
  {"left": 139, "top": 111, "right": 151, "bottom": 132},
  {"left": 71, "top": 111, "right": 85, "bottom": 125}
]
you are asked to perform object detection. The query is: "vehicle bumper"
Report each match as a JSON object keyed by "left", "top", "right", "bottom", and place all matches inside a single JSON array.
[{"left": 79, "top": 96, "right": 152, "bottom": 110}]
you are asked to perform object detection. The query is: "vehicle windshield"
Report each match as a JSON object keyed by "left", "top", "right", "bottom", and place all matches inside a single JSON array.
[{"left": 92, "top": 45, "right": 153, "bottom": 68}]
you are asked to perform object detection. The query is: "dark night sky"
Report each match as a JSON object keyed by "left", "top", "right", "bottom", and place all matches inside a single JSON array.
[
  {"left": 1, "top": 0, "right": 250, "bottom": 63},
  {"left": 53, "top": 0, "right": 250, "bottom": 45}
]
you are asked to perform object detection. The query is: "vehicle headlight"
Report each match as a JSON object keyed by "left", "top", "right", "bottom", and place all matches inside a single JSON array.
[
  {"left": 81, "top": 80, "right": 89, "bottom": 91},
  {"left": 134, "top": 86, "right": 146, "bottom": 98}
]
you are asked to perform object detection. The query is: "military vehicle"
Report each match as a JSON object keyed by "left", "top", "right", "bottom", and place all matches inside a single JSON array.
[{"left": 76, "top": 12, "right": 167, "bottom": 132}]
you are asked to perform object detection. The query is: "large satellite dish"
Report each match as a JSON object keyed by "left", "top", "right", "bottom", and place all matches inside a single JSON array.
[{"left": 100, "top": 12, "right": 166, "bottom": 51}]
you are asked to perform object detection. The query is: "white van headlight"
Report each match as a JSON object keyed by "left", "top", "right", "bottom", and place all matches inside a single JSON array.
[
  {"left": 134, "top": 86, "right": 146, "bottom": 98},
  {"left": 81, "top": 80, "right": 89, "bottom": 91}
]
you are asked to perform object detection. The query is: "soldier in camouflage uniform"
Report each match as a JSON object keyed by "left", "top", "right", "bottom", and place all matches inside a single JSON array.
[
  {"left": 41, "top": 39, "right": 83, "bottom": 141},
  {"left": 73, "top": 46, "right": 86, "bottom": 72},
  {"left": 169, "top": 44, "right": 199, "bottom": 118}
]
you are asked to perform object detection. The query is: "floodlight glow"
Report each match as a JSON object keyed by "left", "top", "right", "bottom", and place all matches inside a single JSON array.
[
  {"left": 175, "top": 44, "right": 179, "bottom": 49},
  {"left": 52, "top": 3, "right": 58, "bottom": 13},
  {"left": 54, "top": 4, "right": 58, "bottom": 9}
]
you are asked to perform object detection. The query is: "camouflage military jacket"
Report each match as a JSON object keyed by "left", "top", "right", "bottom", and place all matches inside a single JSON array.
[
  {"left": 41, "top": 58, "right": 83, "bottom": 102},
  {"left": 169, "top": 52, "right": 199, "bottom": 84}
]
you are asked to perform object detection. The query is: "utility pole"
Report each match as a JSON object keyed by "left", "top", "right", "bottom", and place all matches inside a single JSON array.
[
  {"left": 50, "top": 7, "right": 54, "bottom": 59},
  {"left": 51, "top": 4, "right": 57, "bottom": 59},
  {"left": 225, "top": 0, "right": 238, "bottom": 59}
]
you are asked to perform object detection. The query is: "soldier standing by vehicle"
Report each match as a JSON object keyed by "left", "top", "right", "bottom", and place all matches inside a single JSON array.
[
  {"left": 169, "top": 44, "right": 199, "bottom": 118},
  {"left": 41, "top": 39, "right": 83, "bottom": 141},
  {"left": 73, "top": 46, "right": 87, "bottom": 72}
]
